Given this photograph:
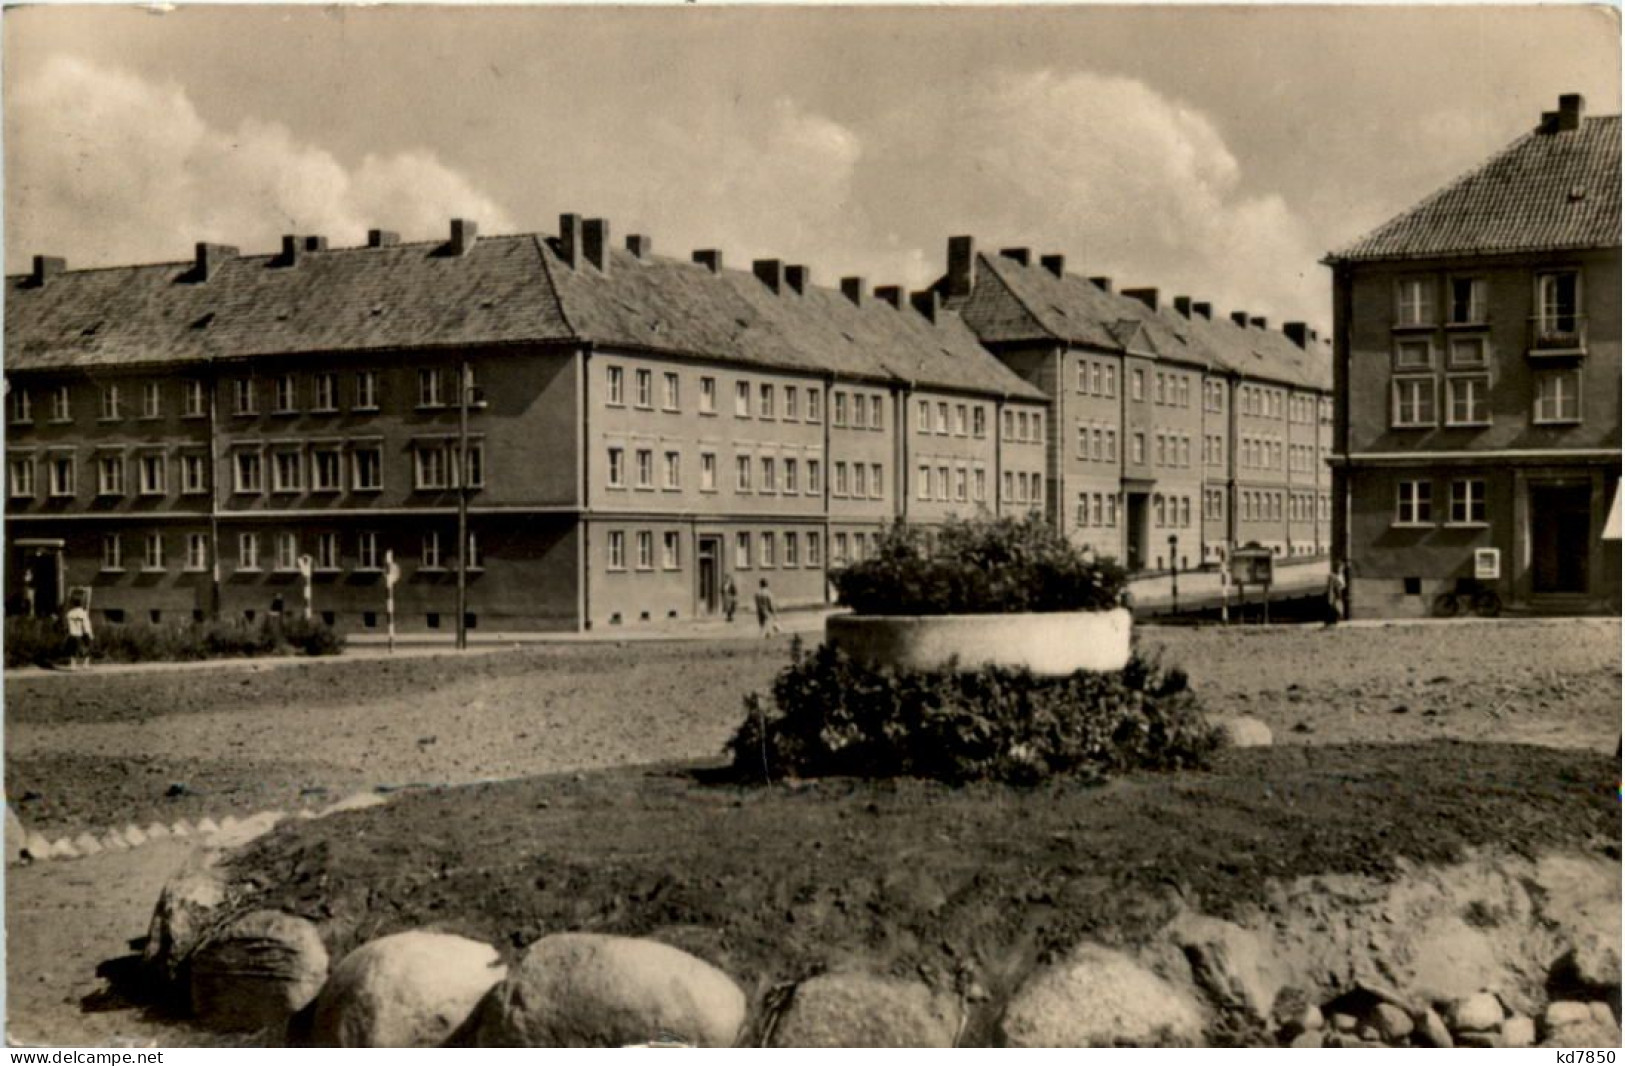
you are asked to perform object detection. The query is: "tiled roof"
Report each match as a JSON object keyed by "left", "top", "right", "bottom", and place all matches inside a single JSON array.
[
  {"left": 4, "top": 230, "right": 1044, "bottom": 401},
  {"left": 1328, "top": 114, "right": 1621, "bottom": 263},
  {"left": 946, "top": 251, "right": 1331, "bottom": 390}
]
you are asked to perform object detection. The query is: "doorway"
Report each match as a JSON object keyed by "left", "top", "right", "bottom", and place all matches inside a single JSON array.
[
  {"left": 12, "top": 540, "right": 64, "bottom": 616},
  {"left": 697, "top": 536, "right": 721, "bottom": 615},
  {"left": 1125, "top": 493, "right": 1149, "bottom": 572},
  {"left": 1529, "top": 484, "right": 1590, "bottom": 594}
]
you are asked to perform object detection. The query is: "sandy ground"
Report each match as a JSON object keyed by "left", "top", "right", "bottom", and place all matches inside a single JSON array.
[{"left": 3, "top": 617, "right": 1620, "bottom": 1045}]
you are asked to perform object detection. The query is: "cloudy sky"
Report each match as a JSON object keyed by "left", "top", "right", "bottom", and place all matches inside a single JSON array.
[{"left": 4, "top": 5, "right": 1618, "bottom": 326}]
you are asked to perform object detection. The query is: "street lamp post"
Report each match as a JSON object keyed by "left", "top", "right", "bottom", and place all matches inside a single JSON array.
[
  {"left": 455, "top": 361, "right": 472, "bottom": 652},
  {"left": 1168, "top": 533, "right": 1179, "bottom": 615}
]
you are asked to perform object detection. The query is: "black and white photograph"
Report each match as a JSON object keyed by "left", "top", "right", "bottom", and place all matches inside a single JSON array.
[{"left": 1, "top": 2, "right": 1619, "bottom": 1050}]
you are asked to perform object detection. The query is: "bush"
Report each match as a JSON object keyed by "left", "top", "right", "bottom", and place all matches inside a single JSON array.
[
  {"left": 275, "top": 615, "right": 346, "bottom": 656},
  {"left": 728, "top": 638, "right": 1222, "bottom": 785},
  {"left": 4, "top": 615, "right": 70, "bottom": 668},
  {"left": 831, "top": 514, "right": 1127, "bottom": 616}
]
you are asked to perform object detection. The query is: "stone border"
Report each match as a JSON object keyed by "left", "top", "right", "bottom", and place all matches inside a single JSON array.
[{"left": 825, "top": 607, "right": 1133, "bottom": 675}]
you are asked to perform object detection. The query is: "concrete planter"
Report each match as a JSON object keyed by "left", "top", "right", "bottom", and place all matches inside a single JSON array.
[{"left": 825, "top": 608, "right": 1132, "bottom": 676}]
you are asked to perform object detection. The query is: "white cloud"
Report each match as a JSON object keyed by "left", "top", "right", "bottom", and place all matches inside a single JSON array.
[{"left": 5, "top": 55, "right": 514, "bottom": 271}]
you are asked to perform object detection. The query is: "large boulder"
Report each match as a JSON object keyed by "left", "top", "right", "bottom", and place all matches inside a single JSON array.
[
  {"left": 1217, "top": 717, "right": 1273, "bottom": 749},
  {"left": 474, "top": 933, "right": 745, "bottom": 1047},
  {"left": 769, "top": 972, "right": 959, "bottom": 1048},
  {"left": 1167, "top": 914, "right": 1284, "bottom": 1024},
  {"left": 189, "top": 910, "right": 329, "bottom": 1032},
  {"left": 1000, "top": 943, "right": 1206, "bottom": 1047},
  {"left": 143, "top": 847, "right": 233, "bottom": 984},
  {"left": 311, "top": 932, "right": 506, "bottom": 1047}
]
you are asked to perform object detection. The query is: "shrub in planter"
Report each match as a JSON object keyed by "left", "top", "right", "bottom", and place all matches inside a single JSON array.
[
  {"left": 830, "top": 514, "right": 1127, "bottom": 616},
  {"left": 728, "top": 639, "right": 1222, "bottom": 786},
  {"left": 275, "top": 616, "right": 346, "bottom": 657}
]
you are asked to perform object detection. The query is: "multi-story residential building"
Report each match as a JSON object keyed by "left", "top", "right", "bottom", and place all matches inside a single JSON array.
[
  {"left": 938, "top": 239, "right": 1333, "bottom": 572},
  {"left": 1325, "top": 94, "right": 1621, "bottom": 617},
  {"left": 5, "top": 217, "right": 1048, "bottom": 633}
]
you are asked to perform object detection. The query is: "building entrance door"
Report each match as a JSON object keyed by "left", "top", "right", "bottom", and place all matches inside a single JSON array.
[
  {"left": 1529, "top": 484, "right": 1590, "bottom": 594},
  {"left": 697, "top": 536, "right": 720, "bottom": 615},
  {"left": 1125, "top": 493, "right": 1149, "bottom": 572},
  {"left": 11, "top": 540, "right": 64, "bottom": 616}
]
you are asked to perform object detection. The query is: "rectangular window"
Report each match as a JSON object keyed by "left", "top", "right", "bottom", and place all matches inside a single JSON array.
[
  {"left": 972, "top": 406, "right": 987, "bottom": 439},
  {"left": 662, "top": 372, "right": 679, "bottom": 411},
  {"left": 635, "top": 531, "right": 654, "bottom": 570},
  {"left": 735, "top": 382, "right": 751, "bottom": 417},
  {"left": 352, "top": 447, "right": 383, "bottom": 491},
  {"left": 135, "top": 532, "right": 163, "bottom": 572},
  {"left": 784, "top": 457, "right": 799, "bottom": 494},
  {"left": 662, "top": 531, "right": 680, "bottom": 570},
  {"left": 1393, "top": 377, "right": 1437, "bottom": 427},
  {"left": 607, "top": 447, "right": 625, "bottom": 488},
  {"left": 851, "top": 394, "right": 866, "bottom": 429},
  {"left": 49, "top": 385, "right": 71, "bottom": 422},
  {"left": 1104, "top": 366, "right": 1117, "bottom": 398},
  {"left": 414, "top": 446, "right": 447, "bottom": 490},
  {"left": 736, "top": 455, "right": 752, "bottom": 493},
  {"left": 936, "top": 402, "right": 950, "bottom": 435},
  {"left": 1154, "top": 373, "right": 1166, "bottom": 405},
  {"left": 96, "top": 533, "right": 123, "bottom": 572},
  {"left": 807, "top": 389, "right": 821, "bottom": 422},
  {"left": 357, "top": 532, "right": 380, "bottom": 571},
  {"left": 635, "top": 449, "right": 654, "bottom": 489},
  {"left": 833, "top": 533, "right": 849, "bottom": 566},
  {"left": 179, "top": 532, "right": 208, "bottom": 572},
  {"left": 314, "top": 532, "right": 340, "bottom": 571},
  {"left": 806, "top": 532, "right": 822, "bottom": 567},
  {"left": 834, "top": 461, "right": 849, "bottom": 498},
  {"left": 237, "top": 532, "right": 260, "bottom": 572},
  {"left": 100, "top": 384, "right": 122, "bottom": 421},
  {"left": 954, "top": 404, "right": 968, "bottom": 436},
  {"left": 606, "top": 366, "right": 625, "bottom": 406},
  {"left": 973, "top": 468, "right": 987, "bottom": 502},
  {"left": 954, "top": 466, "right": 968, "bottom": 502},
  {"left": 852, "top": 463, "right": 866, "bottom": 499},
  {"left": 760, "top": 531, "right": 776, "bottom": 569},
  {"left": 917, "top": 463, "right": 931, "bottom": 500},
  {"left": 234, "top": 452, "right": 263, "bottom": 494},
  {"left": 834, "top": 392, "right": 848, "bottom": 427},
  {"left": 97, "top": 454, "right": 125, "bottom": 496},
  {"left": 313, "top": 373, "right": 337, "bottom": 412},
  {"left": 8, "top": 387, "right": 31, "bottom": 425},
  {"left": 269, "top": 450, "right": 302, "bottom": 493},
  {"left": 663, "top": 450, "right": 681, "bottom": 490},
  {"left": 1017, "top": 411, "right": 1030, "bottom": 442},
  {"left": 420, "top": 531, "right": 441, "bottom": 571},
  {"left": 1536, "top": 271, "right": 1582, "bottom": 338},
  {"left": 267, "top": 532, "right": 296, "bottom": 571},
  {"left": 1448, "top": 277, "right": 1485, "bottom": 325},
  {"left": 869, "top": 395, "right": 883, "bottom": 431},
  {"left": 784, "top": 387, "right": 799, "bottom": 421},
  {"left": 1131, "top": 433, "right": 1145, "bottom": 465},
  {"left": 870, "top": 463, "right": 883, "bottom": 500},
  {"left": 139, "top": 382, "right": 162, "bottom": 420},
  {"left": 735, "top": 532, "right": 751, "bottom": 570},
  {"left": 1534, "top": 370, "right": 1581, "bottom": 423},
  {"left": 635, "top": 369, "right": 653, "bottom": 409},
  {"left": 1003, "top": 470, "right": 1014, "bottom": 502},
  {"left": 699, "top": 376, "right": 717, "bottom": 414},
  {"left": 139, "top": 453, "right": 166, "bottom": 495},
  {"left": 418, "top": 369, "right": 443, "bottom": 408},
  {"left": 759, "top": 384, "right": 775, "bottom": 420},
  {"left": 761, "top": 456, "right": 777, "bottom": 493},
  {"left": 310, "top": 449, "right": 343, "bottom": 492},
  {"left": 1396, "top": 277, "right": 1435, "bottom": 326},
  {"left": 274, "top": 374, "right": 298, "bottom": 414},
  {"left": 8, "top": 455, "right": 34, "bottom": 498},
  {"left": 1446, "top": 376, "right": 1491, "bottom": 426},
  {"left": 784, "top": 532, "right": 799, "bottom": 568},
  {"left": 700, "top": 452, "right": 717, "bottom": 492},
  {"left": 937, "top": 465, "right": 951, "bottom": 502},
  {"left": 918, "top": 399, "right": 932, "bottom": 433},
  {"left": 233, "top": 378, "right": 256, "bottom": 416},
  {"left": 607, "top": 531, "right": 626, "bottom": 571},
  {"left": 354, "top": 371, "right": 379, "bottom": 411},
  {"left": 1447, "top": 336, "right": 1487, "bottom": 370},
  {"left": 1131, "top": 369, "right": 1144, "bottom": 401},
  {"left": 1396, "top": 480, "right": 1433, "bottom": 525},
  {"left": 807, "top": 459, "right": 822, "bottom": 494}
]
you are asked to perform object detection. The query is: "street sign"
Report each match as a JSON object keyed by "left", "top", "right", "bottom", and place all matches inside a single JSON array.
[
  {"left": 1474, "top": 547, "right": 1501, "bottom": 580},
  {"left": 1229, "top": 546, "right": 1274, "bottom": 587}
]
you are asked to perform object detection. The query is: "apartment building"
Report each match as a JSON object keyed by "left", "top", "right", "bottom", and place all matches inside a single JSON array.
[
  {"left": 5, "top": 217, "right": 1048, "bottom": 633},
  {"left": 1325, "top": 94, "right": 1621, "bottom": 617},
  {"left": 938, "top": 238, "right": 1333, "bottom": 572}
]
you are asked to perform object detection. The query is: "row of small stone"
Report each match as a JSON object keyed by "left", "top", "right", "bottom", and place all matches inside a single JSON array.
[{"left": 1283, "top": 990, "right": 1619, "bottom": 1050}]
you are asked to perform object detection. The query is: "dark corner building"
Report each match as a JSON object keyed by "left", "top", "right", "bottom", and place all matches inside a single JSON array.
[{"left": 1325, "top": 93, "right": 1621, "bottom": 618}]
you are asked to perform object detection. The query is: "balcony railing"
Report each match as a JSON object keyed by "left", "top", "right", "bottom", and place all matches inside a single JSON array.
[{"left": 1528, "top": 314, "right": 1588, "bottom": 356}]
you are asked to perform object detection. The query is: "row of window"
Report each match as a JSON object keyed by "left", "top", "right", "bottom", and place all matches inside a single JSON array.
[
  {"left": 1395, "top": 479, "right": 1487, "bottom": 527},
  {"left": 1152, "top": 371, "right": 1193, "bottom": 408},
  {"left": 916, "top": 399, "right": 991, "bottom": 439},
  {"left": 606, "top": 447, "right": 837, "bottom": 497},
  {"left": 1002, "top": 409, "right": 1044, "bottom": 444},
  {"left": 1155, "top": 432, "right": 1194, "bottom": 469},
  {"left": 1391, "top": 369, "right": 1581, "bottom": 428},
  {"left": 604, "top": 528, "right": 830, "bottom": 572},
  {"left": 1394, "top": 335, "right": 1489, "bottom": 373},
  {"left": 1076, "top": 359, "right": 1119, "bottom": 399},
  {"left": 99, "top": 529, "right": 481, "bottom": 575},
  {"left": 1393, "top": 271, "right": 1582, "bottom": 330},
  {"left": 1075, "top": 423, "right": 1120, "bottom": 464}
]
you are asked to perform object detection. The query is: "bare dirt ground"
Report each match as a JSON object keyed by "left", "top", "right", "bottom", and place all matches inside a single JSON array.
[{"left": 4, "top": 618, "right": 1620, "bottom": 1045}]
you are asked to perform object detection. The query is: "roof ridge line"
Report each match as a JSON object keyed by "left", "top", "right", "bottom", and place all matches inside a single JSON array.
[
  {"left": 978, "top": 253, "right": 1065, "bottom": 346},
  {"left": 530, "top": 233, "right": 582, "bottom": 343}
]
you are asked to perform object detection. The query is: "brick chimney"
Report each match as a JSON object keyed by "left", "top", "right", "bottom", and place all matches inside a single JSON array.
[
  {"left": 875, "top": 285, "right": 904, "bottom": 309},
  {"left": 753, "top": 259, "right": 785, "bottom": 294},
  {"left": 1283, "top": 321, "right": 1310, "bottom": 349},
  {"left": 279, "top": 235, "right": 303, "bottom": 268},
  {"left": 559, "top": 214, "right": 584, "bottom": 268},
  {"left": 1231, "top": 311, "right": 1249, "bottom": 327},
  {"left": 911, "top": 289, "right": 941, "bottom": 322},
  {"left": 1249, "top": 316, "right": 1269, "bottom": 330},
  {"left": 1193, "top": 301, "right": 1213, "bottom": 320},
  {"left": 841, "top": 277, "right": 866, "bottom": 306},
  {"left": 30, "top": 255, "right": 65, "bottom": 287},
  {"left": 625, "top": 234, "right": 652, "bottom": 260},
  {"left": 449, "top": 219, "right": 479, "bottom": 257},
  {"left": 301, "top": 235, "right": 328, "bottom": 253},
  {"left": 692, "top": 249, "right": 722, "bottom": 274},
  {"left": 946, "top": 236, "right": 976, "bottom": 298},
  {"left": 1040, "top": 254, "right": 1066, "bottom": 278},
  {"left": 999, "top": 247, "right": 1032, "bottom": 266},
  {"left": 194, "top": 243, "right": 238, "bottom": 282},
  {"left": 785, "top": 265, "right": 810, "bottom": 295},
  {"left": 1123, "top": 287, "right": 1159, "bottom": 312},
  {"left": 583, "top": 219, "right": 609, "bottom": 273},
  {"left": 1089, "top": 276, "right": 1113, "bottom": 293},
  {"left": 1558, "top": 93, "right": 1585, "bottom": 132},
  {"left": 1173, "top": 296, "right": 1192, "bottom": 318},
  {"left": 367, "top": 229, "right": 400, "bottom": 248}
]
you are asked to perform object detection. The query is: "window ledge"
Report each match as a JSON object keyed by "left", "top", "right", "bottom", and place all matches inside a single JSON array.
[
  {"left": 1390, "top": 522, "right": 1435, "bottom": 530},
  {"left": 314, "top": 566, "right": 343, "bottom": 574},
  {"left": 140, "top": 566, "right": 166, "bottom": 574},
  {"left": 1533, "top": 418, "right": 1583, "bottom": 427},
  {"left": 100, "top": 567, "right": 126, "bottom": 574},
  {"left": 418, "top": 566, "right": 447, "bottom": 573},
  {"left": 1443, "top": 421, "right": 1493, "bottom": 429},
  {"left": 1391, "top": 322, "right": 1436, "bottom": 333},
  {"left": 310, "top": 407, "right": 339, "bottom": 415},
  {"left": 182, "top": 566, "right": 208, "bottom": 574},
  {"left": 1443, "top": 522, "right": 1490, "bottom": 530},
  {"left": 1444, "top": 321, "right": 1490, "bottom": 332},
  {"left": 352, "top": 406, "right": 381, "bottom": 414},
  {"left": 352, "top": 487, "right": 384, "bottom": 493},
  {"left": 237, "top": 566, "right": 263, "bottom": 574}
]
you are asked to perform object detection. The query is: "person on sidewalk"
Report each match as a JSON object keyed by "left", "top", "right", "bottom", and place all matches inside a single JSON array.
[
  {"left": 1324, "top": 561, "right": 1348, "bottom": 628},
  {"left": 722, "top": 575, "right": 738, "bottom": 623},
  {"left": 64, "top": 596, "right": 93, "bottom": 669},
  {"left": 754, "top": 578, "right": 781, "bottom": 637}
]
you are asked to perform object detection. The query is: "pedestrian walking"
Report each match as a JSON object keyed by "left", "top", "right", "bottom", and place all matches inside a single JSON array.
[
  {"left": 64, "top": 596, "right": 93, "bottom": 669},
  {"left": 722, "top": 575, "right": 738, "bottom": 623},
  {"left": 1324, "top": 561, "right": 1348, "bottom": 628},
  {"left": 754, "top": 578, "right": 781, "bottom": 637}
]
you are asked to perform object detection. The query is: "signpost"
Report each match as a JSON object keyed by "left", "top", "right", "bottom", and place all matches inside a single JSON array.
[
  {"left": 1167, "top": 534, "right": 1179, "bottom": 615},
  {"left": 1229, "top": 544, "right": 1274, "bottom": 624},
  {"left": 385, "top": 549, "right": 400, "bottom": 654},
  {"left": 296, "top": 554, "right": 314, "bottom": 621}
]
